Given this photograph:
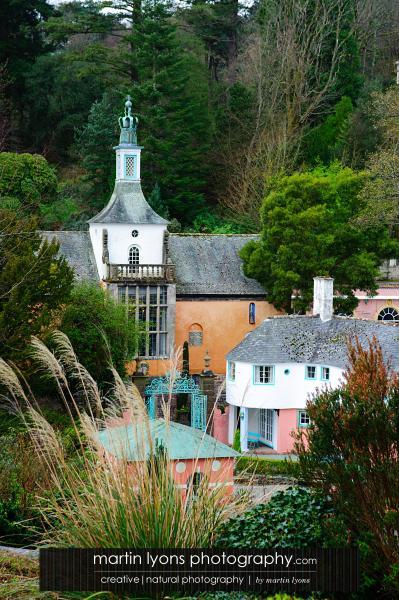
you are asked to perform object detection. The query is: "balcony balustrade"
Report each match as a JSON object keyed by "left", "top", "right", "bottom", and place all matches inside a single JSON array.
[{"left": 105, "top": 263, "right": 175, "bottom": 283}]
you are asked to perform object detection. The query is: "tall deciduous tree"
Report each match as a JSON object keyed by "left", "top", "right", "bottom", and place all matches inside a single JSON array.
[
  {"left": 357, "top": 86, "right": 399, "bottom": 228},
  {"left": 240, "top": 164, "right": 398, "bottom": 313}
]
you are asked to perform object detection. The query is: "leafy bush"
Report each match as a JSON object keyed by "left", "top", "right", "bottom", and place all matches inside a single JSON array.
[
  {"left": 0, "top": 152, "right": 57, "bottom": 210},
  {"left": 216, "top": 487, "right": 346, "bottom": 549},
  {"left": 59, "top": 283, "right": 142, "bottom": 387}
]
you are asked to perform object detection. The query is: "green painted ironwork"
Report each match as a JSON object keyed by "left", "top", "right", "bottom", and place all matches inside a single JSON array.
[
  {"left": 144, "top": 372, "right": 207, "bottom": 431},
  {"left": 119, "top": 95, "right": 138, "bottom": 145}
]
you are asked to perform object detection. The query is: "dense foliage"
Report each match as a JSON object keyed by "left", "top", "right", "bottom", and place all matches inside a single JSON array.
[
  {"left": 0, "top": 152, "right": 57, "bottom": 210},
  {"left": 216, "top": 487, "right": 346, "bottom": 548},
  {"left": 0, "top": 211, "right": 73, "bottom": 364},
  {"left": 240, "top": 164, "right": 398, "bottom": 313},
  {"left": 295, "top": 337, "right": 399, "bottom": 596},
  {"left": 59, "top": 283, "right": 141, "bottom": 387},
  {"left": 2, "top": 0, "right": 399, "bottom": 234}
]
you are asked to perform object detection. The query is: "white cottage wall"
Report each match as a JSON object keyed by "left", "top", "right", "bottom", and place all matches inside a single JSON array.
[
  {"left": 89, "top": 223, "right": 166, "bottom": 280},
  {"left": 226, "top": 361, "right": 344, "bottom": 410}
]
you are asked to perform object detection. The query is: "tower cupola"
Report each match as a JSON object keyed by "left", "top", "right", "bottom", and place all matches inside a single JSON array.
[{"left": 115, "top": 95, "right": 142, "bottom": 182}]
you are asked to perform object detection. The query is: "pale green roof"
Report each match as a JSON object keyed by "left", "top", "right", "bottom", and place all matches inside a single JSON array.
[{"left": 97, "top": 419, "right": 238, "bottom": 461}]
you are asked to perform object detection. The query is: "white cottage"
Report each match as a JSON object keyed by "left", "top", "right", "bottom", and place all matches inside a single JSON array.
[{"left": 226, "top": 277, "right": 399, "bottom": 453}]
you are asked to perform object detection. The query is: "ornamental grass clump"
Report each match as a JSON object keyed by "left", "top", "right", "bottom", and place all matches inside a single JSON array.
[{"left": 0, "top": 332, "right": 247, "bottom": 548}]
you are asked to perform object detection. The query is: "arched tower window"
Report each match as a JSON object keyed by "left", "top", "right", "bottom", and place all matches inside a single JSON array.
[
  {"left": 378, "top": 306, "right": 399, "bottom": 321},
  {"left": 128, "top": 246, "right": 140, "bottom": 266}
]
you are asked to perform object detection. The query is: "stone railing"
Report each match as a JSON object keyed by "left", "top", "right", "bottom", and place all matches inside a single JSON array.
[{"left": 106, "top": 263, "right": 175, "bottom": 283}]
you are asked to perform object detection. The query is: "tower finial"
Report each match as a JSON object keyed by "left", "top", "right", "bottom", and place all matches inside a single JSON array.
[{"left": 119, "top": 95, "right": 138, "bottom": 144}]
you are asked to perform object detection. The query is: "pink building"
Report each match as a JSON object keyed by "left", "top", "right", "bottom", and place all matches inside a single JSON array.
[
  {"left": 97, "top": 417, "right": 237, "bottom": 497},
  {"left": 226, "top": 277, "right": 399, "bottom": 454}
]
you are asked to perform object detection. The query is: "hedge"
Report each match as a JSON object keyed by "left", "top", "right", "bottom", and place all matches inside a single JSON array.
[{"left": 235, "top": 456, "right": 300, "bottom": 478}]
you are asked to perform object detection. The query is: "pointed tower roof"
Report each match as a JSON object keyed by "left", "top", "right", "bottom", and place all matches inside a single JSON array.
[
  {"left": 88, "top": 181, "right": 168, "bottom": 225},
  {"left": 88, "top": 96, "right": 168, "bottom": 225}
]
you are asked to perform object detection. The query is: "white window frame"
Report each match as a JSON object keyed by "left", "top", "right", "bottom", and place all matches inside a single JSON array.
[
  {"left": 128, "top": 245, "right": 140, "bottom": 266},
  {"left": 321, "top": 366, "right": 330, "bottom": 381},
  {"left": 228, "top": 361, "right": 236, "bottom": 381},
  {"left": 298, "top": 410, "right": 310, "bottom": 427},
  {"left": 305, "top": 365, "right": 316, "bottom": 380},
  {"left": 254, "top": 365, "right": 275, "bottom": 385}
]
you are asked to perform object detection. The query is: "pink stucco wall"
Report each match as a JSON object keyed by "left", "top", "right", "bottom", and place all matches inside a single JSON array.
[
  {"left": 213, "top": 406, "right": 229, "bottom": 445},
  {"left": 354, "top": 287, "right": 399, "bottom": 320},
  {"left": 276, "top": 409, "right": 297, "bottom": 453},
  {"left": 276, "top": 409, "right": 309, "bottom": 453}
]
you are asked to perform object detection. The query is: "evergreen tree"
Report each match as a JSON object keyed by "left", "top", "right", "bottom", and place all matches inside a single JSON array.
[
  {"left": 240, "top": 164, "right": 399, "bottom": 314},
  {"left": 76, "top": 91, "right": 121, "bottom": 210},
  {"left": 128, "top": 0, "right": 211, "bottom": 223},
  {"left": 0, "top": 0, "right": 54, "bottom": 103}
]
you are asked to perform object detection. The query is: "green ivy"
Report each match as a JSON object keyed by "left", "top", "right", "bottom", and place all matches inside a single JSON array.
[{"left": 215, "top": 487, "right": 347, "bottom": 549}]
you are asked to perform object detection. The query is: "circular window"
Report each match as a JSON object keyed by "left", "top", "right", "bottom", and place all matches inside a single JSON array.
[
  {"left": 378, "top": 307, "right": 399, "bottom": 321},
  {"left": 284, "top": 368, "right": 290, "bottom": 375},
  {"left": 131, "top": 230, "right": 139, "bottom": 237},
  {"left": 175, "top": 462, "right": 186, "bottom": 473},
  {"left": 212, "top": 460, "right": 221, "bottom": 472}
]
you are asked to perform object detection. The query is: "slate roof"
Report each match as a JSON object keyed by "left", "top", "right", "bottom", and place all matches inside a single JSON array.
[
  {"left": 226, "top": 315, "right": 399, "bottom": 369},
  {"left": 168, "top": 234, "right": 265, "bottom": 296},
  {"left": 97, "top": 418, "right": 238, "bottom": 461},
  {"left": 88, "top": 181, "right": 168, "bottom": 225},
  {"left": 40, "top": 231, "right": 98, "bottom": 281}
]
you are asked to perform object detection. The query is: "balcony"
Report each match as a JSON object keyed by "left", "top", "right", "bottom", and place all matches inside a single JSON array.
[{"left": 105, "top": 263, "right": 175, "bottom": 283}]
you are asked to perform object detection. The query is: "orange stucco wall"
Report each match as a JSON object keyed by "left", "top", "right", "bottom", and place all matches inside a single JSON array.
[{"left": 175, "top": 299, "right": 279, "bottom": 374}]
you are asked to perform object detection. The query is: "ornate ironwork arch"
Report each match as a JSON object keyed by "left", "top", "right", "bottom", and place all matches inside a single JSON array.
[{"left": 144, "top": 373, "right": 207, "bottom": 431}]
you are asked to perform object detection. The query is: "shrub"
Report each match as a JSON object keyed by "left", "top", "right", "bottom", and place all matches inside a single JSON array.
[
  {"left": 0, "top": 152, "right": 57, "bottom": 210},
  {"left": 59, "top": 283, "right": 142, "bottom": 388},
  {"left": 216, "top": 487, "right": 347, "bottom": 549},
  {"left": 295, "top": 337, "right": 399, "bottom": 595}
]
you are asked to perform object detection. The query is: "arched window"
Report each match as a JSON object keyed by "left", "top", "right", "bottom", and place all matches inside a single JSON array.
[
  {"left": 378, "top": 306, "right": 399, "bottom": 321},
  {"left": 128, "top": 246, "right": 140, "bottom": 266},
  {"left": 189, "top": 323, "right": 203, "bottom": 346},
  {"left": 249, "top": 302, "right": 256, "bottom": 324}
]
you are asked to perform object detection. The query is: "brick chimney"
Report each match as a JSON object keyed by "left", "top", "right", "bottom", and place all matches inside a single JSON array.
[{"left": 313, "top": 277, "right": 334, "bottom": 322}]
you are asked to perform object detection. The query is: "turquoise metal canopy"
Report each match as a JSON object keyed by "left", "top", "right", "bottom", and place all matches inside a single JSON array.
[{"left": 97, "top": 418, "right": 238, "bottom": 461}]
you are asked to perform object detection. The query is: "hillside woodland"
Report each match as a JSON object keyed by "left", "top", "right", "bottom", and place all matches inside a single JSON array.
[{"left": 1, "top": 0, "right": 399, "bottom": 234}]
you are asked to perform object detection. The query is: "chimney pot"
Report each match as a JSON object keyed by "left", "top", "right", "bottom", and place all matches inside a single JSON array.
[{"left": 313, "top": 277, "right": 334, "bottom": 322}]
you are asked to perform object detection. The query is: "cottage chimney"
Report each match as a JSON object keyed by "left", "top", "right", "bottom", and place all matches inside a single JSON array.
[{"left": 313, "top": 277, "right": 334, "bottom": 322}]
